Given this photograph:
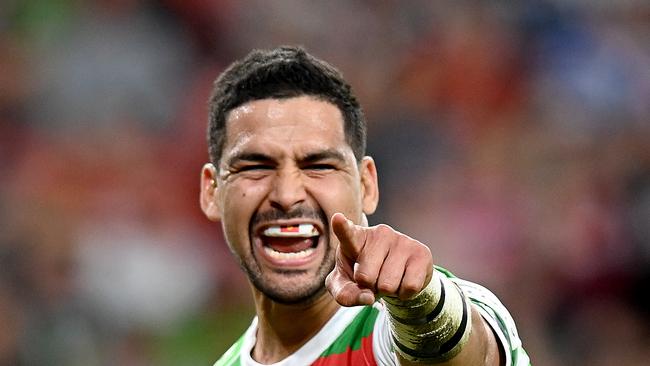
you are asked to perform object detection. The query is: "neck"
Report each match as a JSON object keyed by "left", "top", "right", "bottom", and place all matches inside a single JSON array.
[{"left": 250, "top": 286, "right": 340, "bottom": 364}]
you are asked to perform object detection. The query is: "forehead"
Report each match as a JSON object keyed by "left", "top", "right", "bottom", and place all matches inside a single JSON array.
[{"left": 223, "top": 96, "right": 348, "bottom": 156}]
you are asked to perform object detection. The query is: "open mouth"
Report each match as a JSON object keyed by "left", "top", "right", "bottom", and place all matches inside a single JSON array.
[{"left": 259, "top": 223, "right": 321, "bottom": 261}]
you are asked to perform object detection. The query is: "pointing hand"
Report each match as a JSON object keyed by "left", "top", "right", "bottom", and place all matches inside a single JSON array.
[{"left": 325, "top": 213, "right": 434, "bottom": 307}]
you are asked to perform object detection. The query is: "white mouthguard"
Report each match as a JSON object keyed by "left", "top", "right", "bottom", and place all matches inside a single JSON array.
[{"left": 263, "top": 223, "right": 319, "bottom": 237}]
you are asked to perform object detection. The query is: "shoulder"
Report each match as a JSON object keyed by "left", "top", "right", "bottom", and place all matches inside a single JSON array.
[{"left": 436, "top": 266, "right": 531, "bottom": 366}]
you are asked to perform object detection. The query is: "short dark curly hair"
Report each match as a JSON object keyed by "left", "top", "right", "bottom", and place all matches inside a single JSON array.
[{"left": 207, "top": 46, "right": 367, "bottom": 164}]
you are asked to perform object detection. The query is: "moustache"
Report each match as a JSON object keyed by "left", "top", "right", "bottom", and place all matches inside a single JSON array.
[{"left": 251, "top": 207, "right": 328, "bottom": 228}]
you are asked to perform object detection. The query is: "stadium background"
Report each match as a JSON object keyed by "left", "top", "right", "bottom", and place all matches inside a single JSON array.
[{"left": 0, "top": 1, "right": 648, "bottom": 365}]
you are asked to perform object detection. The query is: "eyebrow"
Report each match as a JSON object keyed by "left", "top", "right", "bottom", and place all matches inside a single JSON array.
[
  {"left": 299, "top": 149, "right": 347, "bottom": 164},
  {"left": 225, "top": 152, "right": 274, "bottom": 167}
]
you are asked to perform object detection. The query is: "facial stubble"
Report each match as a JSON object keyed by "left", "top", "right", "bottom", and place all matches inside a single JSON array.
[{"left": 230, "top": 207, "right": 336, "bottom": 305}]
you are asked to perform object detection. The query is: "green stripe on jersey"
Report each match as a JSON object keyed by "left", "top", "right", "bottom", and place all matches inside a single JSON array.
[
  {"left": 213, "top": 334, "right": 244, "bottom": 366},
  {"left": 434, "top": 265, "right": 456, "bottom": 279}
]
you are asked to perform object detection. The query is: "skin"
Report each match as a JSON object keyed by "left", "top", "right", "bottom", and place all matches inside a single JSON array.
[{"left": 200, "top": 95, "right": 502, "bottom": 365}]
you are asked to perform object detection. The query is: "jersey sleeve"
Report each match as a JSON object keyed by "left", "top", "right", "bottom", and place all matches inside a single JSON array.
[
  {"left": 445, "top": 272, "right": 531, "bottom": 366},
  {"left": 372, "top": 268, "right": 531, "bottom": 366}
]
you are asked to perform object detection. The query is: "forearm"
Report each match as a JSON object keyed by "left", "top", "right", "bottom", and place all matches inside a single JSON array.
[{"left": 383, "top": 273, "right": 502, "bottom": 365}]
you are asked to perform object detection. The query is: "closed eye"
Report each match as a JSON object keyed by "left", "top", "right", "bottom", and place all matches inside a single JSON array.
[
  {"left": 299, "top": 150, "right": 346, "bottom": 172},
  {"left": 304, "top": 164, "right": 335, "bottom": 170}
]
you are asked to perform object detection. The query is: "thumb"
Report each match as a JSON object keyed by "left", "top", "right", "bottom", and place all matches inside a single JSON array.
[{"left": 331, "top": 212, "right": 365, "bottom": 261}]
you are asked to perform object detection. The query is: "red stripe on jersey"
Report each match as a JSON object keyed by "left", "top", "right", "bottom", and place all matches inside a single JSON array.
[{"left": 311, "top": 333, "right": 377, "bottom": 366}]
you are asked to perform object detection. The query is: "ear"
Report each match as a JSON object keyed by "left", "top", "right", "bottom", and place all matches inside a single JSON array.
[
  {"left": 359, "top": 156, "right": 379, "bottom": 215},
  {"left": 200, "top": 163, "right": 222, "bottom": 221}
]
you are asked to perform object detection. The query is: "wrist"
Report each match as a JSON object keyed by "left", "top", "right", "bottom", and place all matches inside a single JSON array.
[{"left": 382, "top": 272, "right": 472, "bottom": 363}]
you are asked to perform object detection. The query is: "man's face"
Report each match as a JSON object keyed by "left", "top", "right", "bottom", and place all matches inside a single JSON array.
[{"left": 201, "top": 96, "right": 377, "bottom": 304}]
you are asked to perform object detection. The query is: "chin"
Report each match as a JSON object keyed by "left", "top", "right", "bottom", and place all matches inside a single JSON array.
[
  {"left": 249, "top": 276, "right": 323, "bottom": 305},
  {"left": 250, "top": 268, "right": 332, "bottom": 305}
]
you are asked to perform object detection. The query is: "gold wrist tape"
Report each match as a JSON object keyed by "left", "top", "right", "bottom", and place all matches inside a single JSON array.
[{"left": 382, "top": 274, "right": 472, "bottom": 363}]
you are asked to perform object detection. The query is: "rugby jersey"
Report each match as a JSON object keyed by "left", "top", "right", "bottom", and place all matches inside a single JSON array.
[{"left": 214, "top": 267, "right": 530, "bottom": 366}]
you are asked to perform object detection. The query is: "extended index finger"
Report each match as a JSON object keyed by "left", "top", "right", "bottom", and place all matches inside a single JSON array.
[{"left": 331, "top": 213, "right": 366, "bottom": 261}]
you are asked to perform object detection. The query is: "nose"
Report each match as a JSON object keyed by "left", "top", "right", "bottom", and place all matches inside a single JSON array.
[{"left": 268, "top": 168, "right": 307, "bottom": 211}]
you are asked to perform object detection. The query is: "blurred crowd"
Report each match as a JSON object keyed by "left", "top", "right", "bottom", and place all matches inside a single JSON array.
[{"left": 0, "top": 1, "right": 648, "bottom": 365}]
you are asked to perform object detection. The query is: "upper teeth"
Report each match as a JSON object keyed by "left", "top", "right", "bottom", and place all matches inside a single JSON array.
[{"left": 263, "top": 223, "right": 318, "bottom": 237}]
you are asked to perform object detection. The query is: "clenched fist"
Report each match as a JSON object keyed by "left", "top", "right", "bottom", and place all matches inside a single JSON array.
[{"left": 325, "top": 212, "right": 435, "bottom": 307}]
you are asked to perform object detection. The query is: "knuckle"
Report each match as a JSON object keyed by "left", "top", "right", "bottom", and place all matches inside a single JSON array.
[
  {"left": 375, "top": 224, "right": 394, "bottom": 236},
  {"left": 402, "top": 281, "right": 421, "bottom": 294},
  {"left": 399, "top": 283, "right": 421, "bottom": 299},
  {"left": 411, "top": 241, "right": 432, "bottom": 260},
  {"left": 377, "top": 280, "right": 399, "bottom": 294},
  {"left": 354, "top": 271, "right": 375, "bottom": 288}
]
